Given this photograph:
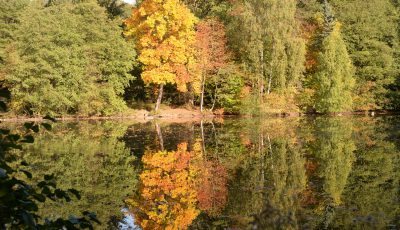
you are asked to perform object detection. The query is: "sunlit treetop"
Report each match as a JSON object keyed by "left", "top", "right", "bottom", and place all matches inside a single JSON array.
[{"left": 124, "top": 0, "right": 198, "bottom": 91}]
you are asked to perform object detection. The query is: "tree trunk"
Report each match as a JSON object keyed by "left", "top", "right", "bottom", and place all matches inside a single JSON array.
[
  {"left": 187, "top": 83, "right": 194, "bottom": 107},
  {"left": 267, "top": 75, "right": 272, "bottom": 95},
  {"left": 155, "top": 122, "right": 164, "bottom": 151},
  {"left": 200, "top": 74, "right": 205, "bottom": 112},
  {"left": 210, "top": 76, "right": 218, "bottom": 111},
  {"left": 260, "top": 49, "right": 265, "bottom": 103},
  {"left": 155, "top": 84, "right": 164, "bottom": 112},
  {"left": 267, "top": 43, "right": 274, "bottom": 95},
  {"left": 201, "top": 120, "right": 206, "bottom": 157}
]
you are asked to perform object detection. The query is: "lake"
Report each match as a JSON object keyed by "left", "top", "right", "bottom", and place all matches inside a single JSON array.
[{"left": 7, "top": 116, "right": 400, "bottom": 229}]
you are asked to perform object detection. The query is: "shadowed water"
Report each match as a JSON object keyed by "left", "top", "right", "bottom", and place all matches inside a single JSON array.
[{"left": 7, "top": 116, "right": 400, "bottom": 229}]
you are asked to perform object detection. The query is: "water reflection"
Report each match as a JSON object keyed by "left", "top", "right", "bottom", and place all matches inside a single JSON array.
[
  {"left": 126, "top": 142, "right": 200, "bottom": 230},
  {"left": 5, "top": 116, "right": 399, "bottom": 229}
]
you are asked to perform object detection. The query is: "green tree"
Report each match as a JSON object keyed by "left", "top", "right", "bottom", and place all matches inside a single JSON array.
[
  {"left": 182, "top": 0, "right": 226, "bottom": 18},
  {"left": 0, "top": 0, "right": 29, "bottom": 88},
  {"left": 4, "top": 1, "right": 135, "bottom": 116},
  {"left": 227, "top": 0, "right": 305, "bottom": 106},
  {"left": 329, "top": 0, "right": 399, "bottom": 110},
  {"left": 313, "top": 2, "right": 355, "bottom": 113}
]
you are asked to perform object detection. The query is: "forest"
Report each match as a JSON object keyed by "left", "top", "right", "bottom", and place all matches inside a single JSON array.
[{"left": 1, "top": 0, "right": 400, "bottom": 116}]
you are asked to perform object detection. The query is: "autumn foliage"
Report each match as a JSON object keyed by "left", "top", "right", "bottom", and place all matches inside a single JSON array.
[
  {"left": 124, "top": 0, "right": 197, "bottom": 92},
  {"left": 195, "top": 18, "right": 229, "bottom": 77},
  {"left": 126, "top": 143, "right": 199, "bottom": 230},
  {"left": 194, "top": 18, "right": 230, "bottom": 110},
  {"left": 196, "top": 160, "right": 228, "bottom": 217},
  {"left": 126, "top": 140, "right": 229, "bottom": 229}
]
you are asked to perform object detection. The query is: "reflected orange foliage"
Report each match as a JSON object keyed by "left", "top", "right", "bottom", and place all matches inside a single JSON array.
[
  {"left": 126, "top": 143, "right": 200, "bottom": 230},
  {"left": 196, "top": 160, "right": 228, "bottom": 216}
]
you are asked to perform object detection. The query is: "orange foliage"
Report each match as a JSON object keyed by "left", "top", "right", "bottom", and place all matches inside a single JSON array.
[
  {"left": 126, "top": 143, "right": 200, "bottom": 230},
  {"left": 195, "top": 19, "right": 229, "bottom": 74},
  {"left": 192, "top": 18, "right": 230, "bottom": 93},
  {"left": 196, "top": 160, "right": 228, "bottom": 216},
  {"left": 301, "top": 21, "right": 319, "bottom": 72}
]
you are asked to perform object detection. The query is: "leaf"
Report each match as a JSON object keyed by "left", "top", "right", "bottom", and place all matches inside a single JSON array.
[
  {"left": 31, "top": 125, "right": 40, "bottom": 133},
  {"left": 42, "top": 186, "right": 51, "bottom": 195},
  {"left": 20, "top": 170, "right": 32, "bottom": 179},
  {"left": 33, "top": 193, "right": 46, "bottom": 202},
  {"left": 41, "top": 123, "right": 52, "bottom": 131},
  {"left": 84, "top": 212, "right": 100, "bottom": 224},
  {"left": 21, "top": 135, "right": 34, "bottom": 143},
  {"left": 43, "top": 115, "right": 56, "bottom": 122},
  {"left": 37, "top": 181, "right": 47, "bottom": 188},
  {"left": 0, "top": 101, "right": 7, "bottom": 111},
  {"left": 24, "top": 122, "right": 35, "bottom": 130},
  {"left": 0, "top": 129, "right": 10, "bottom": 135},
  {"left": 21, "top": 211, "right": 35, "bottom": 227},
  {"left": 69, "top": 216, "right": 79, "bottom": 224},
  {"left": 54, "top": 189, "right": 64, "bottom": 198},
  {"left": 7, "top": 134, "right": 20, "bottom": 141},
  {"left": 68, "top": 188, "right": 81, "bottom": 200},
  {"left": 55, "top": 189, "right": 71, "bottom": 202},
  {"left": 44, "top": 174, "right": 54, "bottom": 181}
]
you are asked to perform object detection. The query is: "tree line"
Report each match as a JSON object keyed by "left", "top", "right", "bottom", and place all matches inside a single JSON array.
[{"left": 1, "top": 0, "right": 399, "bottom": 116}]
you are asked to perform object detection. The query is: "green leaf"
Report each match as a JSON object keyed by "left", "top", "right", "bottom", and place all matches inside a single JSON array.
[
  {"left": 0, "top": 129, "right": 10, "bottom": 135},
  {"left": 33, "top": 193, "right": 46, "bottom": 202},
  {"left": 41, "top": 123, "right": 52, "bottom": 131},
  {"left": 44, "top": 174, "right": 54, "bottom": 181},
  {"left": 31, "top": 125, "right": 40, "bottom": 133},
  {"left": 21, "top": 135, "right": 34, "bottom": 143},
  {"left": 37, "top": 181, "right": 47, "bottom": 188},
  {"left": 68, "top": 188, "right": 81, "bottom": 200},
  {"left": 42, "top": 186, "right": 51, "bottom": 195},
  {"left": 0, "top": 101, "right": 7, "bottom": 111},
  {"left": 24, "top": 122, "right": 35, "bottom": 130},
  {"left": 20, "top": 170, "right": 32, "bottom": 179},
  {"left": 43, "top": 115, "right": 57, "bottom": 122}
]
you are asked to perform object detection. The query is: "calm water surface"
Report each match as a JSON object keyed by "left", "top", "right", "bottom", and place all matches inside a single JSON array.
[{"left": 8, "top": 116, "right": 400, "bottom": 229}]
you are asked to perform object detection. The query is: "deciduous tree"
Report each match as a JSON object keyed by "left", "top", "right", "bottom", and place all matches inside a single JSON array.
[
  {"left": 124, "top": 0, "right": 197, "bottom": 111},
  {"left": 4, "top": 1, "right": 135, "bottom": 116},
  {"left": 195, "top": 18, "right": 229, "bottom": 112},
  {"left": 313, "top": 2, "right": 355, "bottom": 113}
]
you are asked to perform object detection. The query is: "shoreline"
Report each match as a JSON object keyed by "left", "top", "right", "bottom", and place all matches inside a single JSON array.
[{"left": 0, "top": 109, "right": 399, "bottom": 122}]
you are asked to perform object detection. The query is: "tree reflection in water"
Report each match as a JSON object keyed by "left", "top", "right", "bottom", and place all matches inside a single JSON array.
[
  {"left": 5, "top": 116, "right": 399, "bottom": 229},
  {"left": 126, "top": 142, "right": 200, "bottom": 230}
]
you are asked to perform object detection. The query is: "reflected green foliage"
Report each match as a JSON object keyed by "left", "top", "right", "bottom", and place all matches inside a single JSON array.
[
  {"left": 313, "top": 118, "right": 356, "bottom": 206},
  {"left": 333, "top": 118, "right": 400, "bottom": 229},
  {"left": 2, "top": 116, "right": 400, "bottom": 229},
  {"left": 256, "top": 138, "right": 307, "bottom": 230},
  {"left": 0, "top": 120, "right": 100, "bottom": 229},
  {"left": 18, "top": 121, "right": 138, "bottom": 228}
]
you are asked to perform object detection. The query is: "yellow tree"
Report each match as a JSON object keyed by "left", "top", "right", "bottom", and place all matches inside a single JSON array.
[{"left": 124, "top": 0, "right": 198, "bottom": 111}]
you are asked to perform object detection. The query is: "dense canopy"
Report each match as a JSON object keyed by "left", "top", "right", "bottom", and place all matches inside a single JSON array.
[{"left": 0, "top": 0, "right": 399, "bottom": 116}]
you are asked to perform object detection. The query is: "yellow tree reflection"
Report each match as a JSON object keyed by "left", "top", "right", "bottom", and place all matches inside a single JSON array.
[{"left": 126, "top": 143, "right": 200, "bottom": 230}]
